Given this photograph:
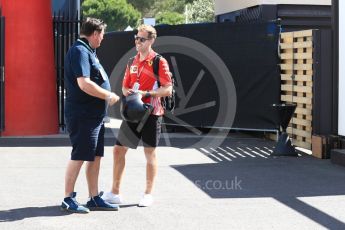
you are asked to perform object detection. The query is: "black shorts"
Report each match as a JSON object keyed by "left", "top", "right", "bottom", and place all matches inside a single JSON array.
[
  {"left": 116, "top": 115, "right": 162, "bottom": 149},
  {"left": 66, "top": 117, "right": 105, "bottom": 161}
]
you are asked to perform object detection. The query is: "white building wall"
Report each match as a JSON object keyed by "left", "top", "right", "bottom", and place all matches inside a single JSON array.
[
  {"left": 339, "top": 1, "right": 345, "bottom": 136},
  {"left": 215, "top": 0, "right": 331, "bottom": 16}
]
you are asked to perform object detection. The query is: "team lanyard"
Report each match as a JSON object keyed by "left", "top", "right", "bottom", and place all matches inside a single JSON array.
[{"left": 136, "top": 65, "right": 145, "bottom": 83}]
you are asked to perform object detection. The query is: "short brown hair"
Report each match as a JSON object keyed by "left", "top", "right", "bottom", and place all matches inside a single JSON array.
[
  {"left": 81, "top": 17, "right": 107, "bottom": 36},
  {"left": 137, "top": 24, "right": 157, "bottom": 39}
]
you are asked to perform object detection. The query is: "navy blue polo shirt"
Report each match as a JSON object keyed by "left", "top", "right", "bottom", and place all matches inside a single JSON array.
[{"left": 64, "top": 38, "right": 111, "bottom": 119}]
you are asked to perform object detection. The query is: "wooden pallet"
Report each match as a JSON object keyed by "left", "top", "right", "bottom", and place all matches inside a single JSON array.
[{"left": 279, "top": 30, "right": 313, "bottom": 150}]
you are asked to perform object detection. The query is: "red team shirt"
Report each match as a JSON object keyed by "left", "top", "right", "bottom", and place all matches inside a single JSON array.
[{"left": 122, "top": 50, "right": 172, "bottom": 116}]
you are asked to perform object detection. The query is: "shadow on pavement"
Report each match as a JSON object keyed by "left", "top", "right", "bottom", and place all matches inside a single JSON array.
[
  {"left": 0, "top": 129, "right": 268, "bottom": 149},
  {"left": 171, "top": 140, "right": 345, "bottom": 229},
  {"left": 0, "top": 128, "right": 118, "bottom": 147},
  {"left": 119, "top": 204, "right": 138, "bottom": 208},
  {"left": 0, "top": 206, "right": 72, "bottom": 222},
  {"left": 0, "top": 204, "right": 142, "bottom": 222}
]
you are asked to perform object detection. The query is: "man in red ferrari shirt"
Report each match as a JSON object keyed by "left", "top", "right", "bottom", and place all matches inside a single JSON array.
[{"left": 102, "top": 25, "right": 172, "bottom": 207}]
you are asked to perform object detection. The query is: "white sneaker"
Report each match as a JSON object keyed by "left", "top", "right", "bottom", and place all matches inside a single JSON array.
[
  {"left": 101, "top": 192, "right": 123, "bottom": 204},
  {"left": 138, "top": 194, "right": 154, "bottom": 207}
]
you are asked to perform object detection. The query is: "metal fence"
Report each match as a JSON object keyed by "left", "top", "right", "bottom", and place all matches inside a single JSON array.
[
  {"left": 0, "top": 11, "right": 5, "bottom": 132},
  {"left": 53, "top": 11, "right": 81, "bottom": 130}
]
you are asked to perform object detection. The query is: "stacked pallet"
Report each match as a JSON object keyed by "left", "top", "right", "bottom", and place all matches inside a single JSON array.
[{"left": 279, "top": 30, "right": 313, "bottom": 150}]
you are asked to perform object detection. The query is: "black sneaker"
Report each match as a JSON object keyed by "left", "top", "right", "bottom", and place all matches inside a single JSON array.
[
  {"left": 61, "top": 192, "right": 90, "bottom": 214},
  {"left": 86, "top": 192, "right": 119, "bottom": 211}
]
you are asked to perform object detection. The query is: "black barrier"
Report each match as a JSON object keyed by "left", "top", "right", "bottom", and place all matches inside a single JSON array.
[
  {"left": 312, "top": 29, "right": 334, "bottom": 135},
  {"left": 217, "top": 4, "right": 336, "bottom": 137},
  {"left": 0, "top": 14, "right": 5, "bottom": 132},
  {"left": 271, "top": 103, "right": 297, "bottom": 156},
  {"left": 53, "top": 11, "right": 81, "bottom": 130},
  {"left": 332, "top": 0, "right": 339, "bottom": 135},
  {"left": 98, "top": 22, "right": 281, "bottom": 131}
]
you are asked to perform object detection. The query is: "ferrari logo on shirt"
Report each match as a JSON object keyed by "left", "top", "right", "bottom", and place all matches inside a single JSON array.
[
  {"left": 130, "top": 65, "right": 138, "bottom": 74},
  {"left": 148, "top": 60, "right": 153, "bottom": 66}
]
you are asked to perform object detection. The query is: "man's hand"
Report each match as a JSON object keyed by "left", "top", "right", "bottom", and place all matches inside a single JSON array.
[
  {"left": 123, "top": 88, "right": 145, "bottom": 96},
  {"left": 123, "top": 88, "right": 134, "bottom": 96},
  {"left": 107, "top": 92, "right": 120, "bottom": 106}
]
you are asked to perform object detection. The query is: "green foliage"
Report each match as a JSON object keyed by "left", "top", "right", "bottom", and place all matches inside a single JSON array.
[
  {"left": 152, "top": 0, "right": 215, "bottom": 24},
  {"left": 81, "top": 0, "right": 215, "bottom": 30},
  {"left": 156, "top": 11, "right": 185, "bottom": 25},
  {"left": 153, "top": 0, "right": 186, "bottom": 15},
  {"left": 127, "top": 0, "right": 155, "bottom": 16},
  {"left": 82, "top": 0, "right": 141, "bottom": 32},
  {"left": 186, "top": 0, "right": 215, "bottom": 23}
]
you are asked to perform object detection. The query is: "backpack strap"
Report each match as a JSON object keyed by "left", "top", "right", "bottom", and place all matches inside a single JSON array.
[
  {"left": 153, "top": 54, "right": 161, "bottom": 87},
  {"left": 127, "top": 56, "right": 135, "bottom": 69}
]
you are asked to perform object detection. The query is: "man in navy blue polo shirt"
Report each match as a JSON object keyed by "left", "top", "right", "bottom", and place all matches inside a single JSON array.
[{"left": 61, "top": 17, "right": 120, "bottom": 213}]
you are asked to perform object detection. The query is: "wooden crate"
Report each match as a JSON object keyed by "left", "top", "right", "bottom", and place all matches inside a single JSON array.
[{"left": 279, "top": 30, "right": 313, "bottom": 150}]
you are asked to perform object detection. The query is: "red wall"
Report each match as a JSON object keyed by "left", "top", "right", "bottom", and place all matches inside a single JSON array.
[{"left": 1, "top": 0, "right": 58, "bottom": 136}]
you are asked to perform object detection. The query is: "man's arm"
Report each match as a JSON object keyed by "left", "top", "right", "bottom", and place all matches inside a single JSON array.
[
  {"left": 124, "top": 85, "right": 172, "bottom": 98},
  {"left": 150, "top": 56, "right": 173, "bottom": 97},
  {"left": 77, "top": 77, "right": 119, "bottom": 105},
  {"left": 145, "top": 85, "right": 172, "bottom": 97}
]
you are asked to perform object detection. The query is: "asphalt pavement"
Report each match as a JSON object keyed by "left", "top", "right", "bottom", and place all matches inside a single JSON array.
[{"left": 0, "top": 121, "right": 345, "bottom": 230}]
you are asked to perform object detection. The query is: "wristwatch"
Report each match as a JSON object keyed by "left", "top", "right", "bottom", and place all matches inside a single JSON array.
[{"left": 145, "top": 91, "right": 151, "bottom": 98}]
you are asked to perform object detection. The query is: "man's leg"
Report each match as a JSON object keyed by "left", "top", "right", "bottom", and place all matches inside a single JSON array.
[
  {"left": 62, "top": 159, "right": 90, "bottom": 213},
  {"left": 111, "top": 145, "right": 128, "bottom": 194},
  {"left": 86, "top": 156, "right": 101, "bottom": 197},
  {"left": 65, "top": 160, "right": 84, "bottom": 197},
  {"left": 137, "top": 147, "right": 157, "bottom": 207},
  {"left": 102, "top": 120, "right": 139, "bottom": 204},
  {"left": 85, "top": 155, "right": 119, "bottom": 211},
  {"left": 143, "top": 147, "right": 157, "bottom": 194}
]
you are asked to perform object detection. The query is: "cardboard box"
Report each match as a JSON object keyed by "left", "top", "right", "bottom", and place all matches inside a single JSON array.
[
  {"left": 312, "top": 135, "right": 340, "bottom": 159},
  {"left": 312, "top": 135, "right": 327, "bottom": 159}
]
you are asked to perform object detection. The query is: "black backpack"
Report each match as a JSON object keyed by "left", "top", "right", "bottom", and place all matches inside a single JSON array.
[
  {"left": 127, "top": 54, "right": 176, "bottom": 112},
  {"left": 152, "top": 54, "right": 176, "bottom": 113}
]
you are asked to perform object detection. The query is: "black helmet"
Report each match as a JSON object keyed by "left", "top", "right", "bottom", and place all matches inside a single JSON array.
[{"left": 120, "top": 93, "right": 153, "bottom": 123}]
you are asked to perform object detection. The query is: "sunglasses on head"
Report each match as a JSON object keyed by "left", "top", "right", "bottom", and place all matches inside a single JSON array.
[{"left": 134, "top": 35, "right": 150, "bottom": 43}]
